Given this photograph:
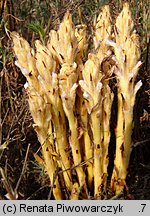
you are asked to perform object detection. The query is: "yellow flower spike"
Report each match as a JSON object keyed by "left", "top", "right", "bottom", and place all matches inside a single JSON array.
[
  {"left": 12, "top": 32, "right": 39, "bottom": 91},
  {"left": 93, "top": 6, "right": 114, "bottom": 194},
  {"left": 11, "top": 31, "right": 30, "bottom": 52},
  {"left": 35, "top": 40, "right": 57, "bottom": 98},
  {"left": 79, "top": 54, "right": 103, "bottom": 114},
  {"left": 115, "top": 3, "right": 134, "bottom": 45},
  {"left": 94, "top": 5, "right": 112, "bottom": 63},
  {"left": 75, "top": 24, "right": 93, "bottom": 189},
  {"left": 79, "top": 54, "right": 103, "bottom": 198},
  {"left": 59, "top": 12, "right": 77, "bottom": 63},
  {"left": 109, "top": 3, "right": 142, "bottom": 194},
  {"left": 48, "top": 30, "right": 63, "bottom": 64},
  {"left": 11, "top": 32, "right": 31, "bottom": 69},
  {"left": 59, "top": 63, "right": 78, "bottom": 110},
  {"left": 12, "top": 33, "right": 63, "bottom": 199},
  {"left": 35, "top": 40, "right": 60, "bottom": 108},
  {"left": 35, "top": 40, "right": 56, "bottom": 74},
  {"left": 59, "top": 63, "right": 87, "bottom": 195},
  {"left": 35, "top": 40, "right": 73, "bottom": 192},
  {"left": 48, "top": 12, "right": 78, "bottom": 65}
]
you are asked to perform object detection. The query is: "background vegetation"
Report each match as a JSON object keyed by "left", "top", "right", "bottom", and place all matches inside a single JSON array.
[{"left": 0, "top": 0, "right": 149, "bottom": 199}]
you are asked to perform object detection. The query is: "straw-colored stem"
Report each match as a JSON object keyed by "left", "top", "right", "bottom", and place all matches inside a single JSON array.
[
  {"left": 66, "top": 109, "right": 87, "bottom": 192},
  {"left": 79, "top": 99, "right": 93, "bottom": 189},
  {"left": 116, "top": 107, "right": 133, "bottom": 194},
  {"left": 37, "top": 129, "right": 63, "bottom": 200},
  {"left": 83, "top": 130, "right": 93, "bottom": 188},
  {"left": 51, "top": 104, "right": 72, "bottom": 191},
  {"left": 111, "top": 91, "right": 124, "bottom": 192},
  {"left": 121, "top": 108, "right": 133, "bottom": 176},
  {"left": 111, "top": 90, "right": 133, "bottom": 194},
  {"left": 101, "top": 118, "right": 110, "bottom": 191},
  {"left": 90, "top": 108, "right": 102, "bottom": 198},
  {"left": 102, "top": 131, "right": 110, "bottom": 173},
  {"left": 101, "top": 86, "right": 113, "bottom": 192}
]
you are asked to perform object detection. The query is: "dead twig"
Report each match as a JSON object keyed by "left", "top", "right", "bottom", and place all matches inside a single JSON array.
[
  {"left": 0, "top": 167, "right": 16, "bottom": 200},
  {"left": 14, "top": 143, "right": 30, "bottom": 198},
  {"left": 132, "top": 138, "right": 150, "bottom": 148}
]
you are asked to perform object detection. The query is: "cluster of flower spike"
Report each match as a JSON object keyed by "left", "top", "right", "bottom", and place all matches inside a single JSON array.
[{"left": 12, "top": 3, "right": 142, "bottom": 199}]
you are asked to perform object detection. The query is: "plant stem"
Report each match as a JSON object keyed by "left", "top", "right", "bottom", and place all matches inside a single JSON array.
[
  {"left": 90, "top": 107, "right": 102, "bottom": 198},
  {"left": 66, "top": 109, "right": 87, "bottom": 192},
  {"left": 111, "top": 91, "right": 124, "bottom": 193},
  {"left": 38, "top": 129, "right": 63, "bottom": 200},
  {"left": 111, "top": 91, "right": 133, "bottom": 194},
  {"left": 51, "top": 104, "right": 72, "bottom": 191},
  {"left": 80, "top": 99, "right": 93, "bottom": 189}
]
